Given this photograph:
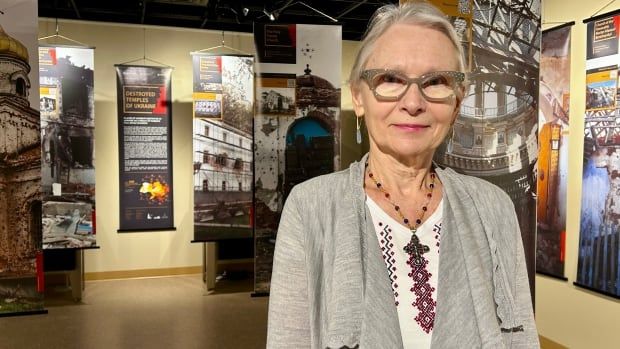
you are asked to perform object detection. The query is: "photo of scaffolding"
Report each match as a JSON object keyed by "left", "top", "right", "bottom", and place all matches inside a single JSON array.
[
  {"left": 577, "top": 12, "right": 620, "bottom": 298},
  {"left": 193, "top": 55, "right": 254, "bottom": 241},
  {"left": 433, "top": 0, "right": 540, "bottom": 294}
]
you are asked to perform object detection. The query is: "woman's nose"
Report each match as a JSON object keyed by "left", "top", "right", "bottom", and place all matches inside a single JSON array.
[{"left": 399, "top": 83, "right": 426, "bottom": 116}]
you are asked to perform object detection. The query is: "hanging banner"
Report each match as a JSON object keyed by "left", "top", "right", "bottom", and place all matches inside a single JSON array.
[
  {"left": 536, "top": 25, "right": 572, "bottom": 279},
  {"left": 116, "top": 65, "right": 175, "bottom": 232},
  {"left": 429, "top": 0, "right": 540, "bottom": 296},
  {"left": 39, "top": 46, "right": 96, "bottom": 249},
  {"left": 253, "top": 24, "right": 342, "bottom": 294},
  {"left": 0, "top": 0, "right": 46, "bottom": 316},
  {"left": 577, "top": 10, "right": 620, "bottom": 298},
  {"left": 191, "top": 53, "right": 255, "bottom": 241}
]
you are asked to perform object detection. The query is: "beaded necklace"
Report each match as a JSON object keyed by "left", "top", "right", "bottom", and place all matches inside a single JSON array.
[{"left": 366, "top": 162, "right": 435, "bottom": 266}]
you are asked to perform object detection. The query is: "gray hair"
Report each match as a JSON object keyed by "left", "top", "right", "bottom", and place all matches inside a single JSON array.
[{"left": 349, "top": 1, "right": 466, "bottom": 87}]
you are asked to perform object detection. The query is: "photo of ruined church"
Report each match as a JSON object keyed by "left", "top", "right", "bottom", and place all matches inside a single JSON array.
[
  {"left": 0, "top": 25, "right": 44, "bottom": 314},
  {"left": 434, "top": 0, "right": 540, "bottom": 292},
  {"left": 42, "top": 201, "right": 94, "bottom": 249},
  {"left": 39, "top": 47, "right": 95, "bottom": 205},
  {"left": 39, "top": 47, "right": 95, "bottom": 249},
  {"left": 254, "top": 61, "right": 341, "bottom": 294}
]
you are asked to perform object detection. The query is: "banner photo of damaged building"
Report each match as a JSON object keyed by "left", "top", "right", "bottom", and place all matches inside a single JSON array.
[
  {"left": 39, "top": 46, "right": 96, "bottom": 249},
  {"left": 0, "top": 0, "right": 46, "bottom": 316},
  {"left": 191, "top": 53, "right": 254, "bottom": 241},
  {"left": 253, "top": 24, "right": 341, "bottom": 294},
  {"left": 577, "top": 11, "right": 620, "bottom": 298},
  {"left": 430, "top": 0, "right": 540, "bottom": 295},
  {"left": 116, "top": 65, "right": 174, "bottom": 232},
  {"left": 536, "top": 25, "right": 572, "bottom": 279}
]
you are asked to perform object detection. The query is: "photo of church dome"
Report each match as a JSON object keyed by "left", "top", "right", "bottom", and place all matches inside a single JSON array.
[{"left": 0, "top": 20, "right": 44, "bottom": 314}]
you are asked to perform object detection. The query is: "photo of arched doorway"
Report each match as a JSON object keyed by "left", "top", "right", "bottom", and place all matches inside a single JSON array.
[{"left": 283, "top": 114, "right": 334, "bottom": 201}]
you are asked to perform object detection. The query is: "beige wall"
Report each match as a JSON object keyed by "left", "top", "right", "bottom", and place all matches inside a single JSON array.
[
  {"left": 537, "top": 1, "right": 620, "bottom": 348},
  {"left": 37, "top": 19, "right": 361, "bottom": 273}
]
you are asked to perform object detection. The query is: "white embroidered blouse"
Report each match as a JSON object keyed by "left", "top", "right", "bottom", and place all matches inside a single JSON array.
[{"left": 366, "top": 196, "right": 443, "bottom": 349}]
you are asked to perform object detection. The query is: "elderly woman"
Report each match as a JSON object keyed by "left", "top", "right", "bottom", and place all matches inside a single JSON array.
[{"left": 267, "top": 2, "right": 539, "bottom": 348}]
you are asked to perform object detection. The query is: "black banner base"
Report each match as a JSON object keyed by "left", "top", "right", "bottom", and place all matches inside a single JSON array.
[
  {"left": 573, "top": 282, "right": 620, "bottom": 300},
  {"left": 45, "top": 246, "right": 101, "bottom": 251},
  {"left": 193, "top": 226, "right": 253, "bottom": 241},
  {"left": 536, "top": 270, "right": 568, "bottom": 281},
  {"left": 117, "top": 227, "right": 177, "bottom": 233},
  {"left": 251, "top": 292, "right": 269, "bottom": 298},
  {"left": 0, "top": 309, "right": 48, "bottom": 318}
]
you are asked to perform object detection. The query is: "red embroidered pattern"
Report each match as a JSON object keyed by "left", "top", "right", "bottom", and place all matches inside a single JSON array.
[
  {"left": 407, "top": 222, "right": 442, "bottom": 333},
  {"left": 407, "top": 256, "right": 436, "bottom": 333},
  {"left": 377, "top": 220, "right": 443, "bottom": 334},
  {"left": 434, "top": 223, "right": 442, "bottom": 251},
  {"left": 378, "top": 222, "right": 400, "bottom": 305}
]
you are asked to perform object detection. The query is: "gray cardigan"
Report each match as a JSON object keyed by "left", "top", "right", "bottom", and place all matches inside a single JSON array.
[{"left": 267, "top": 154, "right": 539, "bottom": 348}]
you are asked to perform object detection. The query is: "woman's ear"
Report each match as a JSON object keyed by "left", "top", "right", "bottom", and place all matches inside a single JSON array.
[{"left": 351, "top": 83, "right": 365, "bottom": 117}]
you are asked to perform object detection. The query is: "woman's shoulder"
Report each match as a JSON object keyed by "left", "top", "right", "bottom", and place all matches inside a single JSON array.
[
  {"left": 290, "top": 166, "right": 355, "bottom": 197},
  {"left": 438, "top": 166, "right": 513, "bottom": 205}
]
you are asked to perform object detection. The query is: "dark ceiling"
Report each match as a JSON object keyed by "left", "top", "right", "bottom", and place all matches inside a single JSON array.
[{"left": 38, "top": 0, "right": 399, "bottom": 41}]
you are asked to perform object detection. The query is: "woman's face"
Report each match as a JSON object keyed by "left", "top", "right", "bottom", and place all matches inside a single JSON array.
[{"left": 352, "top": 23, "right": 462, "bottom": 161}]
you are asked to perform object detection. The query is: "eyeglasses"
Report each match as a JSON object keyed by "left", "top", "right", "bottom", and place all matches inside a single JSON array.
[{"left": 360, "top": 69, "right": 465, "bottom": 102}]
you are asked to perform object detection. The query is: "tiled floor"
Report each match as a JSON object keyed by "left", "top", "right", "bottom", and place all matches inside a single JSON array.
[{"left": 0, "top": 274, "right": 268, "bottom": 349}]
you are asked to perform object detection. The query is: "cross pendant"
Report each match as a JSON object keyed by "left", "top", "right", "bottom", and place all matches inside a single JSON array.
[{"left": 403, "top": 233, "right": 430, "bottom": 266}]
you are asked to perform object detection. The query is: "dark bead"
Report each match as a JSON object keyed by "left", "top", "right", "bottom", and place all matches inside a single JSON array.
[
  {"left": 403, "top": 218, "right": 409, "bottom": 224},
  {"left": 429, "top": 183, "right": 435, "bottom": 188},
  {"left": 369, "top": 173, "right": 373, "bottom": 177},
  {"left": 377, "top": 183, "right": 382, "bottom": 188},
  {"left": 395, "top": 206, "right": 400, "bottom": 211},
  {"left": 422, "top": 206, "right": 428, "bottom": 211},
  {"left": 385, "top": 193, "right": 390, "bottom": 198},
  {"left": 427, "top": 193, "right": 432, "bottom": 198},
  {"left": 416, "top": 219, "right": 422, "bottom": 224}
]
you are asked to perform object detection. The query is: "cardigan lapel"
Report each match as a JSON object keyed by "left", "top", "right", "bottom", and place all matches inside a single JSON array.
[
  {"left": 352, "top": 156, "right": 403, "bottom": 348},
  {"left": 432, "top": 167, "right": 506, "bottom": 348},
  {"left": 358, "top": 204, "right": 404, "bottom": 348}
]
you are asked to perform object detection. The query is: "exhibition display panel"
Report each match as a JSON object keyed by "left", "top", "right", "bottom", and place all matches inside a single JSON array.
[
  {"left": 39, "top": 45, "right": 97, "bottom": 249},
  {"left": 432, "top": 0, "right": 541, "bottom": 294},
  {"left": 191, "top": 53, "right": 255, "bottom": 242},
  {"left": 577, "top": 9, "right": 620, "bottom": 299},
  {"left": 253, "top": 23, "right": 342, "bottom": 294},
  {"left": 0, "top": 0, "right": 46, "bottom": 316},
  {"left": 116, "top": 65, "right": 175, "bottom": 232},
  {"left": 536, "top": 24, "right": 573, "bottom": 280}
]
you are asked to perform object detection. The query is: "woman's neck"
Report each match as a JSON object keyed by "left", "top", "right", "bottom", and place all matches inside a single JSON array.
[{"left": 366, "top": 149, "right": 435, "bottom": 196}]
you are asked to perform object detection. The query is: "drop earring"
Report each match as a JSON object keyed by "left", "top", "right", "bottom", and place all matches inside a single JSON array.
[
  {"left": 356, "top": 116, "right": 363, "bottom": 144},
  {"left": 447, "top": 127, "right": 454, "bottom": 153}
]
